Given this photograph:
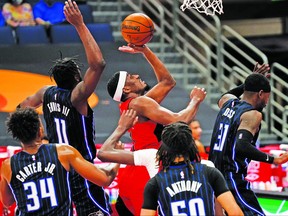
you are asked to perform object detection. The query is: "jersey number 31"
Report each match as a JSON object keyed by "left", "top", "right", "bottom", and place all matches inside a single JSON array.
[{"left": 213, "top": 123, "right": 229, "bottom": 151}]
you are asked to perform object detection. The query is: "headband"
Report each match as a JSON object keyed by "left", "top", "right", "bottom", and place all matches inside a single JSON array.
[{"left": 113, "top": 71, "right": 128, "bottom": 102}]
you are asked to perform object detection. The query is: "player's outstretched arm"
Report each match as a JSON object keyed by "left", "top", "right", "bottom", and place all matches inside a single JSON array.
[
  {"left": 98, "top": 109, "right": 138, "bottom": 164},
  {"left": 140, "top": 209, "right": 156, "bottom": 216},
  {"left": 236, "top": 111, "right": 275, "bottom": 164},
  {"left": 64, "top": 0, "right": 106, "bottom": 106},
  {"left": 273, "top": 152, "right": 288, "bottom": 165},
  {"left": 17, "top": 86, "right": 50, "bottom": 109},
  {"left": 130, "top": 86, "right": 206, "bottom": 125},
  {"left": 58, "top": 145, "right": 119, "bottom": 187}
]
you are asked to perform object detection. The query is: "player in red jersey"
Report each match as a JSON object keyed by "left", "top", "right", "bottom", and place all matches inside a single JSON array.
[{"left": 106, "top": 44, "right": 206, "bottom": 215}]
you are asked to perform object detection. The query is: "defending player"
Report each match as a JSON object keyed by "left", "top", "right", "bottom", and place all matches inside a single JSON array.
[
  {"left": 16, "top": 1, "right": 113, "bottom": 215},
  {"left": 0, "top": 108, "right": 119, "bottom": 215}
]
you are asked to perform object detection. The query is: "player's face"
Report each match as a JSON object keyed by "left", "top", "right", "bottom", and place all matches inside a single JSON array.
[
  {"left": 74, "top": 65, "right": 82, "bottom": 82},
  {"left": 71, "top": 69, "right": 82, "bottom": 88},
  {"left": 190, "top": 121, "right": 202, "bottom": 140},
  {"left": 126, "top": 73, "right": 148, "bottom": 95},
  {"left": 262, "top": 92, "right": 270, "bottom": 106},
  {"left": 257, "top": 92, "right": 270, "bottom": 111},
  {"left": 75, "top": 70, "right": 82, "bottom": 82},
  {"left": 38, "top": 118, "right": 46, "bottom": 141}
]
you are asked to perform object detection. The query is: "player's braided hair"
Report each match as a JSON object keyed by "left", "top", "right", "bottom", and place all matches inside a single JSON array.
[
  {"left": 49, "top": 52, "right": 83, "bottom": 90},
  {"left": 9, "top": 0, "right": 27, "bottom": 4},
  {"left": 156, "top": 121, "right": 201, "bottom": 174},
  {"left": 6, "top": 108, "right": 40, "bottom": 143}
]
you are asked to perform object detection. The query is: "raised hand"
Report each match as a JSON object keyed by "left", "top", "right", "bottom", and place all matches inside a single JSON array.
[
  {"left": 118, "top": 109, "right": 138, "bottom": 130},
  {"left": 190, "top": 86, "right": 207, "bottom": 102},
  {"left": 253, "top": 62, "right": 270, "bottom": 78},
  {"left": 118, "top": 44, "right": 147, "bottom": 54},
  {"left": 273, "top": 152, "right": 288, "bottom": 165},
  {"left": 64, "top": 0, "right": 83, "bottom": 27},
  {"left": 114, "top": 141, "right": 125, "bottom": 150}
]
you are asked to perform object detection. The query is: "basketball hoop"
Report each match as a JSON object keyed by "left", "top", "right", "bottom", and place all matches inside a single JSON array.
[{"left": 180, "top": 0, "right": 223, "bottom": 16}]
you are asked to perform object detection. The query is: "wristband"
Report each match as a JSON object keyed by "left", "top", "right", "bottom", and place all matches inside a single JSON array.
[{"left": 265, "top": 154, "right": 274, "bottom": 164}]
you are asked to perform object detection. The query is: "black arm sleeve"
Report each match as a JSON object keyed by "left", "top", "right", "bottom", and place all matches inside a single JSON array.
[
  {"left": 142, "top": 177, "right": 159, "bottom": 210},
  {"left": 222, "top": 83, "right": 244, "bottom": 98},
  {"left": 235, "top": 129, "right": 274, "bottom": 163},
  {"left": 218, "top": 84, "right": 244, "bottom": 105}
]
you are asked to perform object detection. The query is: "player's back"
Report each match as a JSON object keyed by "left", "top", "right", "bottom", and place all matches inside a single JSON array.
[
  {"left": 209, "top": 99, "right": 258, "bottom": 174},
  {"left": 155, "top": 163, "right": 215, "bottom": 216},
  {"left": 43, "top": 86, "right": 96, "bottom": 161},
  {"left": 43, "top": 86, "right": 109, "bottom": 216},
  {"left": 9, "top": 144, "right": 72, "bottom": 215}
]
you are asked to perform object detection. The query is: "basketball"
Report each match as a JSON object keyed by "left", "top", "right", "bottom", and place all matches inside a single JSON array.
[{"left": 121, "top": 13, "right": 154, "bottom": 46}]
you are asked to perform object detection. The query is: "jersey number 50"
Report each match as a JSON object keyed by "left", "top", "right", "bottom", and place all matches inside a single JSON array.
[{"left": 171, "top": 198, "right": 205, "bottom": 215}]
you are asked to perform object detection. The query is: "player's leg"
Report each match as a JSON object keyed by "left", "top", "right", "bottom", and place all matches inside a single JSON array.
[
  {"left": 225, "top": 173, "right": 265, "bottom": 216},
  {"left": 115, "top": 196, "right": 134, "bottom": 216},
  {"left": 70, "top": 169, "right": 111, "bottom": 216}
]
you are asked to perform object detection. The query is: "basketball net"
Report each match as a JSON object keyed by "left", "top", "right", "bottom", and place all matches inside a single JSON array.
[{"left": 180, "top": 0, "right": 223, "bottom": 16}]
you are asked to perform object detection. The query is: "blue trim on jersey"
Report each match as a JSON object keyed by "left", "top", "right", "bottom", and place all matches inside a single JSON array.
[
  {"left": 81, "top": 115, "right": 93, "bottom": 160},
  {"left": 232, "top": 139, "right": 239, "bottom": 173},
  {"left": 85, "top": 179, "right": 110, "bottom": 215},
  {"left": 229, "top": 172, "right": 265, "bottom": 216},
  {"left": 66, "top": 172, "right": 72, "bottom": 216},
  {"left": 245, "top": 178, "right": 250, "bottom": 190},
  {"left": 92, "top": 115, "right": 96, "bottom": 144},
  {"left": 158, "top": 200, "right": 165, "bottom": 216},
  {"left": 244, "top": 158, "right": 249, "bottom": 170},
  {"left": 8, "top": 184, "right": 18, "bottom": 208}
]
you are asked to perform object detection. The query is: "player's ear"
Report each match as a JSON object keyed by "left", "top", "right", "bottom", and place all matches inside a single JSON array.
[
  {"left": 38, "top": 128, "right": 43, "bottom": 141},
  {"left": 74, "top": 73, "right": 82, "bottom": 82},
  {"left": 123, "top": 86, "right": 131, "bottom": 94},
  {"left": 38, "top": 118, "right": 45, "bottom": 140},
  {"left": 258, "top": 90, "right": 264, "bottom": 97}
]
